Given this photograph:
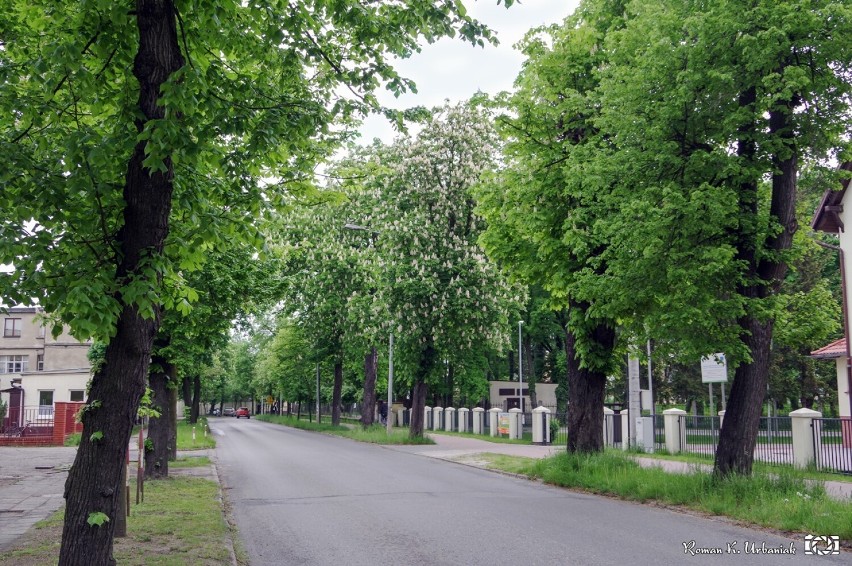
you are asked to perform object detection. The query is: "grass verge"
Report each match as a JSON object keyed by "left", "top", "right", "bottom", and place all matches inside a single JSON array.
[
  {"left": 177, "top": 418, "right": 216, "bottom": 450},
  {"left": 0, "top": 477, "right": 232, "bottom": 566},
  {"left": 478, "top": 450, "right": 852, "bottom": 543},
  {"left": 430, "top": 430, "right": 532, "bottom": 444},
  {"left": 255, "top": 414, "right": 434, "bottom": 444}
]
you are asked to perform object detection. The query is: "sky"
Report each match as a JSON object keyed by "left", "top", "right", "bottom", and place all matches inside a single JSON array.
[{"left": 357, "top": 0, "right": 580, "bottom": 143}]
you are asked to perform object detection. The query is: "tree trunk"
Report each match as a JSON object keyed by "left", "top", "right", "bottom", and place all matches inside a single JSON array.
[
  {"left": 145, "top": 357, "right": 172, "bottom": 479},
  {"left": 182, "top": 374, "right": 192, "bottom": 407},
  {"left": 715, "top": 94, "right": 798, "bottom": 476},
  {"left": 58, "top": 3, "right": 183, "bottom": 563},
  {"left": 189, "top": 374, "right": 201, "bottom": 424},
  {"left": 408, "top": 342, "right": 437, "bottom": 438},
  {"left": 361, "top": 346, "right": 378, "bottom": 427},
  {"left": 332, "top": 360, "right": 343, "bottom": 426},
  {"left": 565, "top": 321, "right": 614, "bottom": 453}
]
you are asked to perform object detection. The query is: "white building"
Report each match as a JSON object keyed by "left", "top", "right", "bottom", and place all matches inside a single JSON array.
[
  {"left": 810, "top": 161, "right": 852, "bottom": 430},
  {"left": 1, "top": 306, "right": 91, "bottom": 424}
]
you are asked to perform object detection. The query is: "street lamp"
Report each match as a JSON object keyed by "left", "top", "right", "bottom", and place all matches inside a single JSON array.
[{"left": 518, "top": 320, "right": 524, "bottom": 417}]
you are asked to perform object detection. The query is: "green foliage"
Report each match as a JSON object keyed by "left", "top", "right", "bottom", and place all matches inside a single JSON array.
[
  {"left": 86, "top": 512, "right": 109, "bottom": 527},
  {"left": 89, "top": 431, "right": 103, "bottom": 443},
  {"left": 137, "top": 387, "right": 161, "bottom": 420},
  {"left": 0, "top": 0, "right": 503, "bottom": 343}
]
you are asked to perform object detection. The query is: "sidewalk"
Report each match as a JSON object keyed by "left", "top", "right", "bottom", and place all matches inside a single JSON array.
[
  {"left": 0, "top": 446, "right": 217, "bottom": 552},
  {"left": 399, "top": 433, "right": 852, "bottom": 501}
]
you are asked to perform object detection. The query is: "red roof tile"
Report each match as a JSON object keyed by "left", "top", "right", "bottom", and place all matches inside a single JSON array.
[{"left": 811, "top": 337, "right": 847, "bottom": 359}]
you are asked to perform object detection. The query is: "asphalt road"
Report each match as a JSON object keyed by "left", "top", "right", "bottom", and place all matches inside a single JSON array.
[{"left": 212, "top": 418, "right": 848, "bottom": 566}]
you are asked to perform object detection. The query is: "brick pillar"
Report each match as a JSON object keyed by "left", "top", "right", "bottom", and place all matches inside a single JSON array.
[
  {"left": 53, "top": 402, "right": 86, "bottom": 445},
  {"left": 52, "top": 402, "right": 69, "bottom": 445}
]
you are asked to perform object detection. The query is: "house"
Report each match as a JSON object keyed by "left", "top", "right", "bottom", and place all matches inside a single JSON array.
[
  {"left": 1, "top": 306, "right": 91, "bottom": 430},
  {"left": 810, "top": 162, "right": 852, "bottom": 445}
]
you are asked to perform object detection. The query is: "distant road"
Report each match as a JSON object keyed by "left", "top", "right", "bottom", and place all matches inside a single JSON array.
[{"left": 212, "top": 417, "right": 846, "bottom": 565}]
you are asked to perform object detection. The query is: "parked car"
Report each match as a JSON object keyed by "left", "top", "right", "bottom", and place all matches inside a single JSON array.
[
  {"left": 223, "top": 407, "right": 235, "bottom": 417},
  {"left": 235, "top": 407, "right": 251, "bottom": 419}
]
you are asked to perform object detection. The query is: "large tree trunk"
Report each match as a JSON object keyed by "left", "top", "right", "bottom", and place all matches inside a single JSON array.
[
  {"left": 145, "top": 356, "right": 173, "bottom": 479},
  {"left": 408, "top": 342, "right": 437, "bottom": 438},
  {"left": 361, "top": 346, "right": 378, "bottom": 427},
  {"left": 715, "top": 95, "right": 798, "bottom": 476},
  {"left": 565, "top": 318, "right": 615, "bottom": 453},
  {"left": 182, "top": 374, "right": 192, "bottom": 407},
  {"left": 190, "top": 374, "right": 201, "bottom": 424},
  {"left": 59, "top": 3, "right": 183, "bottom": 563},
  {"left": 332, "top": 360, "right": 343, "bottom": 426}
]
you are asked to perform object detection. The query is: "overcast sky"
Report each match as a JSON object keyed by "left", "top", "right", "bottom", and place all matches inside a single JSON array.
[{"left": 358, "top": 0, "right": 579, "bottom": 143}]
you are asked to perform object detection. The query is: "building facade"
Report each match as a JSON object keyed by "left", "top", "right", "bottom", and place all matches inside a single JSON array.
[{"left": 1, "top": 306, "right": 91, "bottom": 426}]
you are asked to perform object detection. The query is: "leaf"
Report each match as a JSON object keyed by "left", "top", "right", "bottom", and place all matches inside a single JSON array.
[{"left": 87, "top": 512, "right": 110, "bottom": 527}]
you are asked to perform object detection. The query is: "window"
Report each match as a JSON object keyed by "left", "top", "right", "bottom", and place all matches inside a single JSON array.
[
  {"left": 37, "top": 354, "right": 44, "bottom": 371},
  {"left": 69, "top": 390, "right": 85, "bottom": 402},
  {"left": 4, "top": 318, "right": 22, "bottom": 338},
  {"left": 0, "top": 355, "right": 28, "bottom": 374},
  {"left": 38, "top": 390, "right": 54, "bottom": 418}
]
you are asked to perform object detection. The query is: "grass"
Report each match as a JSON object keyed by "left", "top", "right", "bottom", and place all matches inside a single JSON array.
[
  {"left": 0, "top": 477, "right": 233, "bottom": 566},
  {"left": 255, "top": 414, "right": 434, "bottom": 444},
  {"left": 176, "top": 419, "right": 216, "bottom": 450},
  {"left": 430, "top": 430, "right": 532, "bottom": 444},
  {"left": 478, "top": 450, "right": 852, "bottom": 543},
  {"left": 62, "top": 419, "right": 215, "bottom": 450},
  {"left": 171, "top": 455, "right": 212, "bottom": 468}
]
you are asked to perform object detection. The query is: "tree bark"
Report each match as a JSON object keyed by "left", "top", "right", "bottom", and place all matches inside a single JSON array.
[
  {"left": 190, "top": 374, "right": 201, "bottom": 424},
  {"left": 145, "top": 357, "right": 172, "bottom": 479},
  {"left": 332, "top": 360, "right": 343, "bottom": 426},
  {"left": 408, "top": 342, "right": 437, "bottom": 438},
  {"left": 182, "top": 374, "right": 192, "bottom": 407},
  {"left": 361, "top": 346, "right": 378, "bottom": 427},
  {"left": 715, "top": 94, "right": 798, "bottom": 476},
  {"left": 59, "top": 3, "right": 184, "bottom": 563},
  {"left": 565, "top": 320, "right": 615, "bottom": 453}
]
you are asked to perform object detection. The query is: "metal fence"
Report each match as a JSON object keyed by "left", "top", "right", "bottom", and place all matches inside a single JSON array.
[
  {"left": 0, "top": 407, "right": 54, "bottom": 437},
  {"left": 753, "top": 417, "right": 794, "bottom": 466},
  {"left": 679, "top": 415, "right": 720, "bottom": 457},
  {"left": 814, "top": 418, "right": 852, "bottom": 475}
]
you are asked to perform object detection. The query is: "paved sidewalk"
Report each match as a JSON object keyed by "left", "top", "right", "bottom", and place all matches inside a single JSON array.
[
  {"left": 0, "top": 446, "right": 76, "bottom": 551},
  {"left": 0, "top": 446, "right": 218, "bottom": 552},
  {"left": 396, "top": 433, "right": 852, "bottom": 501}
]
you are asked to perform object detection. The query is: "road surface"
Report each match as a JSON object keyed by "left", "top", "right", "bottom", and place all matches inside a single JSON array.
[{"left": 212, "top": 417, "right": 847, "bottom": 565}]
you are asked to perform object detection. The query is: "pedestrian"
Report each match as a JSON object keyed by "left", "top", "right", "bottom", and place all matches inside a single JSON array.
[{"left": 378, "top": 400, "right": 388, "bottom": 425}]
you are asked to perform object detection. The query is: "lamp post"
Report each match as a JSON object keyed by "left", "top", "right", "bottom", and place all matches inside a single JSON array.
[
  {"left": 387, "top": 332, "right": 394, "bottom": 434},
  {"left": 518, "top": 320, "right": 524, "bottom": 416}
]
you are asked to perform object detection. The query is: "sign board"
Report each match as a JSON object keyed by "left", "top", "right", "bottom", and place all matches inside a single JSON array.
[
  {"left": 498, "top": 413, "right": 510, "bottom": 435},
  {"left": 701, "top": 353, "right": 728, "bottom": 383}
]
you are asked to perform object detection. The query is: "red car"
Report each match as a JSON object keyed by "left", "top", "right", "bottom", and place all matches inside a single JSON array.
[{"left": 235, "top": 407, "right": 251, "bottom": 419}]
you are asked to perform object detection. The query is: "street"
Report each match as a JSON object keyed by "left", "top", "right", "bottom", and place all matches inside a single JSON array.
[{"left": 212, "top": 418, "right": 847, "bottom": 565}]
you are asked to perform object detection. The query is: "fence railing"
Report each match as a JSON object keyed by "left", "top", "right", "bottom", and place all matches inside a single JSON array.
[
  {"left": 0, "top": 407, "right": 55, "bottom": 437},
  {"left": 814, "top": 418, "right": 852, "bottom": 475},
  {"left": 753, "top": 417, "right": 794, "bottom": 466}
]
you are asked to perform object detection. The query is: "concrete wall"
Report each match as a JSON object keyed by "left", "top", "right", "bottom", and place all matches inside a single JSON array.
[{"left": 489, "top": 381, "right": 558, "bottom": 410}]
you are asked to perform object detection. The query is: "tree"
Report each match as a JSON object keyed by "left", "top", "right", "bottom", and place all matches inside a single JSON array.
[
  {"left": 475, "top": 2, "right": 628, "bottom": 452},
  {"left": 361, "top": 102, "right": 524, "bottom": 438},
  {"left": 0, "top": 2, "right": 504, "bottom": 561},
  {"left": 581, "top": 0, "right": 852, "bottom": 475}
]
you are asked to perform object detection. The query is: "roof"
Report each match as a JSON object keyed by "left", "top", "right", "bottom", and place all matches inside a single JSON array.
[
  {"left": 812, "top": 162, "right": 852, "bottom": 233},
  {"left": 811, "top": 337, "right": 847, "bottom": 359}
]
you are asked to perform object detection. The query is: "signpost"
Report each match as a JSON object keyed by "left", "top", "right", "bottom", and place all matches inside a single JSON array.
[{"left": 701, "top": 353, "right": 728, "bottom": 416}]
